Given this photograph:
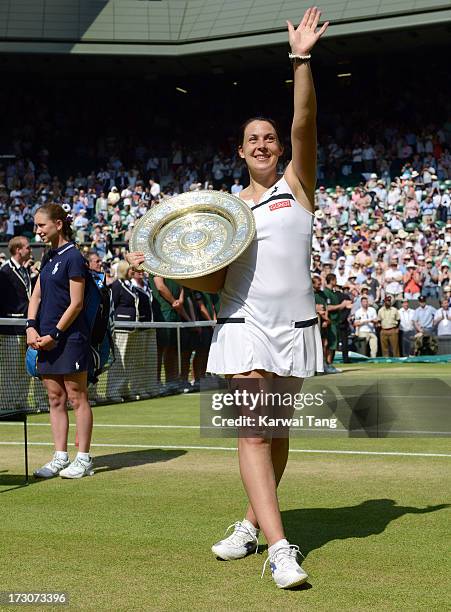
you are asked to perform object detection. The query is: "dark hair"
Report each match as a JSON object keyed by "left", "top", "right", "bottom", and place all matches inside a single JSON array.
[
  {"left": 239, "top": 116, "right": 282, "bottom": 146},
  {"left": 36, "top": 203, "right": 74, "bottom": 241},
  {"left": 325, "top": 273, "right": 336, "bottom": 283}
]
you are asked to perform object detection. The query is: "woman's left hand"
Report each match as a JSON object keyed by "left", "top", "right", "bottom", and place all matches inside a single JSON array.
[
  {"left": 287, "top": 6, "right": 329, "bottom": 56},
  {"left": 36, "top": 335, "right": 57, "bottom": 351}
]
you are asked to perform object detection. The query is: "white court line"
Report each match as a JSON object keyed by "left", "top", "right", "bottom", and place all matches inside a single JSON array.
[
  {"left": 0, "top": 423, "right": 198, "bottom": 429},
  {"left": 1, "top": 423, "right": 450, "bottom": 435},
  {"left": 0, "top": 441, "right": 450, "bottom": 458}
]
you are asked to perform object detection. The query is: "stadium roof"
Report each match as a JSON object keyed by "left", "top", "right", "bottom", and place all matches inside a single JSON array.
[{"left": 0, "top": 0, "right": 450, "bottom": 56}]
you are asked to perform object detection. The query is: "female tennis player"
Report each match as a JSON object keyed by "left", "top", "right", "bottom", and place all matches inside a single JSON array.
[
  {"left": 127, "top": 7, "right": 328, "bottom": 588},
  {"left": 26, "top": 204, "right": 94, "bottom": 479}
]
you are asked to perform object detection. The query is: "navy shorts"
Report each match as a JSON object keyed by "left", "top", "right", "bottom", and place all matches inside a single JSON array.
[{"left": 37, "top": 334, "right": 90, "bottom": 376}]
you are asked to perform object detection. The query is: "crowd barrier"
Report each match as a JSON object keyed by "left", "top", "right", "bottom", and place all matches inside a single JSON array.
[{"left": 0, "top": 318, "right": 216, "bottom": 415}]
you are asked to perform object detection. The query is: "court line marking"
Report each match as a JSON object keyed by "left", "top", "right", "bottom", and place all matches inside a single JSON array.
[
  {"left": 1, "top": 423, "right": 450, "bottom": 435},
  {"left": 0, "top": 442, "right": 450, "bottom": 458},
  {"left": 1, "top": 423, "right": 198, "bottom": 429}
]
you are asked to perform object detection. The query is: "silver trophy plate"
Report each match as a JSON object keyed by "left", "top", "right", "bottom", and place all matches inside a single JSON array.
[{"left": 130, "top": 190, "right": 256, "bottom": 279}]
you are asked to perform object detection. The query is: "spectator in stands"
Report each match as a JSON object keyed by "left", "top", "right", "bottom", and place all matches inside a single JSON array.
[
  {"left": 438, "top": 261, "right": 450, "bottom": 294},
  {"left": 384, "top": 256, "right": 404, "bottom": 301},
  {"left": 231, "top": 178, "right": 244, "bottom": 195},
  {"left": 73, "top": 209, "right": 89, "bottom": 242},
  {"left": 378, "top": 295, "right": 400, "bottom": 357},
  {"left": 354, "top": 296, "right": 378, "bottom": 358},
  {"left": 442, "top": 285, "right": 451, "bottom": 305},
  {"left": 433, "top": 298, "right": 451, "bottom": 336},
  {"left": 398, "top": 299, "right": 416, "bottom": 356},
  {"left": 421, "top": 257, "right": 440, "bottom": 299},
  {"left": 334, "top": 257, "right": 348, "bottom": 286},
  {"left": 107, "top": 186, "right": 120, "bottom": 207},
  {"left": 403, "top": 262, "right": 422, "bottom": 299},
  {"left": 149, "top": 179, "right": 161, "bottom": 200},
  {"left": 6, "top": 206, "right": 25, "bottom": 239}
]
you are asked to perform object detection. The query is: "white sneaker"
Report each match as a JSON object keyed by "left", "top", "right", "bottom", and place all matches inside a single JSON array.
[
  {"left": 33, "top": 453, "right": 70, "bottom": 479},
  {"left": 262, "top": 543, "right": 308, "bottom": 589},
  {"left": 59, "top": 456, "right": 94, "bottom": 479},
  {"left": 212, "top": 520, "right": 259, "bottom": 560}
]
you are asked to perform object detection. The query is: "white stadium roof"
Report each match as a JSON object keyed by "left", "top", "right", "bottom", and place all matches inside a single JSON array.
[{"left": 0, "top": 0, "right": 450, "bottom": 56}]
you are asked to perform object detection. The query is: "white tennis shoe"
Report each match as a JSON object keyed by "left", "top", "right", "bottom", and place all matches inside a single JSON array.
[
  {"left": 59, "top": 456, "right": 94, "bottom": 479},
  {"left": 33, "top": 453, "right": 70, "bottom": 479},
  {"left": 262, "top": 542, "right": 308, "bottom": 589},
  {"left": 212, "top": 520, "right": 259, "bottom": 560}
]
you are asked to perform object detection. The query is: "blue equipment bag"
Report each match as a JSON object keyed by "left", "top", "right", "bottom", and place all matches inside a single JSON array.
[
  {"left": 84, "top": 271, "right": 115, "bottom": 385},
  {"left": 25, "top": 346, "right": 40, "bottom": 379}
]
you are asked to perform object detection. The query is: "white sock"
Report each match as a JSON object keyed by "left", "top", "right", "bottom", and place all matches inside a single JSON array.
[
  {"left": 55, "top": 451, "right": 68, "bottom": 460},
  {"left": 242, "top": 519, "right": 259, "bottom": 534},
  {"left": 268, "top": 538, "right": 290, "bottom": 556},
  {"left": 76, "top": 452, "right": 91, "bottom": 461}
]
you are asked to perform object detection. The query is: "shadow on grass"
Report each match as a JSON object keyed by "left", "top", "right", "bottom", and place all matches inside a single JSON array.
[
  {"left": 282, "top": 499, "right": 450, "bottom": 559},
  {"left": 93, "top": 448, "right": 186, "bottom": 473},
  {"left": 0, "top": 449, "right": 186, "bottom": 492}
]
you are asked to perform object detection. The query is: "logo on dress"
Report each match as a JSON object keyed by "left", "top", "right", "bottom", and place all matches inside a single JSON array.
[
  {"left": 51, "top": 262, "right": 60, "bottom": 275},
  {"left": 269, "top": 200, "right": 292, "bottom": 211},
  {"left": 75, "top": 362, "right": 80, "bottom": 371},
  {"left": 270, "top": 185, "right": 278, "bottom": 195}
]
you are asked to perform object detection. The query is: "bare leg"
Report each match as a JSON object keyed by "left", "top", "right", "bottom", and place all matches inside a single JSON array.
[
  {"left": 243, "top": 376, "right": 303, "bottom": 531},
  {"left": 233, "top": 370, "right": 303, "bottom": 547},
  {"left": 244, "top": 437, "right": 290, "bottom": 528},
  {"left": 43, "top": 375, "right": 69, "bottom": 452},
  {"left": 64, "top": 372, "right": 92, "bottom": 453}
]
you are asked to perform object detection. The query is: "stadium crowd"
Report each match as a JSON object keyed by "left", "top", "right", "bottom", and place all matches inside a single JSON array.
[{"left": 1, "top": 117, "right": 451, "bottom": 378}]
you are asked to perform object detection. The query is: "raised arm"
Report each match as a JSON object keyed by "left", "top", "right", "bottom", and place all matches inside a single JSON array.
[{"left": 285, "top": 7, "right": 329, "bottom": 202}]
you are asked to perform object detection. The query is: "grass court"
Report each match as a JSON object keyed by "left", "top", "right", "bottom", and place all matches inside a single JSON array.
[{"left": 1, "top": 363, "right": 450, "bottom": 611}]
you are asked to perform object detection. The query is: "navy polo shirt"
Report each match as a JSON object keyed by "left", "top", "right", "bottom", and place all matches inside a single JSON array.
[{"left": 38, "top": 242, "right": 89, "bottom": 338}]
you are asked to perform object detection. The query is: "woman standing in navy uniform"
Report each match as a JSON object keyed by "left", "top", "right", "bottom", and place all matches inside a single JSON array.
[{"left": 26, "top": 204, "right": 94, "bottom": 479}]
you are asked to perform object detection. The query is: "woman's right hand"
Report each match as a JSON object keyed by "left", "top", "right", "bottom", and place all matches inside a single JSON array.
[
  {"left": 26, "top": 327, "right": 40, "bottom": 350},
  {"left": 125, "top": 251, "right": 145, "bottom": 269}
]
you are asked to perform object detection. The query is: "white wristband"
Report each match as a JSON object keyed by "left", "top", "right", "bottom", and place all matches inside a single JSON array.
[{"left": 288, "top": 52, "right": 311, "bottom": 61}]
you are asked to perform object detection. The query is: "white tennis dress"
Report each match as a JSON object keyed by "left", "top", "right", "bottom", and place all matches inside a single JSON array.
[{"left": 207, "top": 175, "right": 324, "bottom": 378}]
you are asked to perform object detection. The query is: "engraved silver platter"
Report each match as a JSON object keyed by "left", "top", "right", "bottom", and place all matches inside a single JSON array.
[{"left": 129, "top": 190, "right": 256, "bottom": 279}]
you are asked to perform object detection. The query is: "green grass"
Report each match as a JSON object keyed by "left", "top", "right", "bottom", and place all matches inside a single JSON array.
[{"left": 1, "top": 363, "right": 450, "bottom": 611}]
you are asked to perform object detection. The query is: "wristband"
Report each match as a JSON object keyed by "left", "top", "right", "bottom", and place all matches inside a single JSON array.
[
  {"left": 288, "top": 52, "right": 311, "bottom": 64},
  {"left": 26, "top": 319, "right": 37, "bottom": 330},
  {"left": 49, "top": 327, "right": 64, "bottom": 343}
]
